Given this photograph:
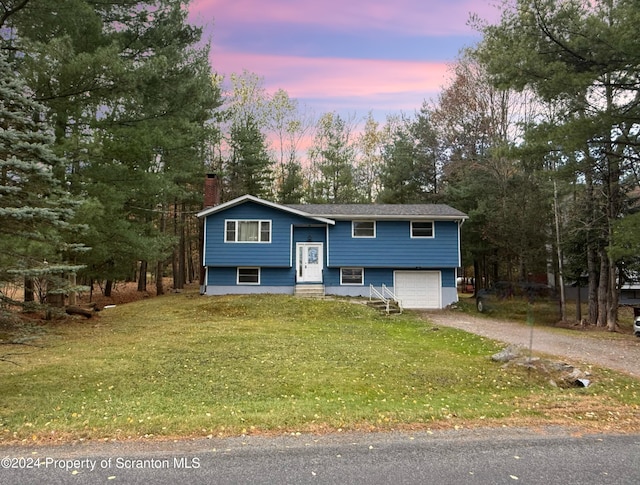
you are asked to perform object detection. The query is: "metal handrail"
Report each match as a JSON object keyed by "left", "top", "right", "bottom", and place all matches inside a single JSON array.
[
  {"left": 369, "top": 284, "right": 388, "bottom": 305},
  {"left": 370, "top": 284, "right": 389, "bottom": 313},
  {"left": 370, "top": 284, "right": 402, "bottom": 314},
  {"left": 382, "top": 284, "right": 402, "bottom": 312}
]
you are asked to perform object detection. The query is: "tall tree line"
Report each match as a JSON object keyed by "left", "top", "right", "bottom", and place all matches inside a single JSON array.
[
  {"left": 1, "top": 0, "right": 221, "bottom": 303},
  {"left": 474, "top": 0, "right": 640, "bottom": 330},
  {"left": 3, "top": 0, "right": 638, "bottom": 331},
  {"left": 211, "top": 24, "right": 638, "bottom": 331}
]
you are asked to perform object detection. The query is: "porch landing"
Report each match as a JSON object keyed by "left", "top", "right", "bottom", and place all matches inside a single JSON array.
[{"left": 294, "top": 284, "right": 326, "bottom": 298}]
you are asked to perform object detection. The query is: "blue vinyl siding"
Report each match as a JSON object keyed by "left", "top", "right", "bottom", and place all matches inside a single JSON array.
[
  {"left": 208, "top": 267, "right": 295, "bottom": 286},
  {"left": 325, "top": 268, "right": 455, "bottom": 288},
  {"left": 208, "top": 267, "right": 456, "bottom": 290},
  {"left": 204, "top": 202, "right": 324, "bottom": 267},
  {"left": 441, "top": 268, "right": 456, "bottom": 288},
  {"left": 202, "top": 200, "right": 462, "bottom": 294},
  {"left": 328, "top": 220, "right": 460, "bottom": 268},
  {"left": 324, "top": 267, "right": 394, "bottom": 287},
  {"left": 293, "top": 226, "right": 326, "bottom": 245}
]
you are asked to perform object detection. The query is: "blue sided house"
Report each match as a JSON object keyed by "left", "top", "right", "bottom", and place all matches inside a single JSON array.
[{"left": 197, "top": 195, "right": 467, "bottom": 309}]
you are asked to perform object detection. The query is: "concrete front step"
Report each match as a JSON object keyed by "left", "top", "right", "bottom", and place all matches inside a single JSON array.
[{"left": 294, "top": 284, "right": 325, "bottom": 297}]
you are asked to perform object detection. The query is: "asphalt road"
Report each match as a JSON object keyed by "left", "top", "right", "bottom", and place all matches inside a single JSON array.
[{"left": 2, "top": 428, "right": 639, "bottom": 484}]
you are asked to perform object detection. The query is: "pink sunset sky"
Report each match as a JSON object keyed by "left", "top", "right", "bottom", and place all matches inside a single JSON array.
[{"left": 187, "top": 0, "right": 504, "bottom": 121}]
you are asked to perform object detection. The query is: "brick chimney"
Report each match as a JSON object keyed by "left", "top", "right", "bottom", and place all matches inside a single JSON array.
[{"left": 204, "top": 173, "right": 220, "bottom": 208}]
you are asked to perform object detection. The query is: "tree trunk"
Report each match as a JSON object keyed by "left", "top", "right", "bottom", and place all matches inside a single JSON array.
[
  {"left": 187, "top": 218, "right": 196, "bottom": 284},
  {"left": 138, "top": 260, "right": 148, "bottom": 292},
  {"left": 584, "top": 159, "right": 599, "bottom": 326},
  {"left": 575, "top": 279, "right": 582, "bottom": 323},
  {"left": 24, "top": 277, "right": 34, "bottom": 303},
  {"left": 66, "top": 306, "right": 93, "bottom": 318},
  {"left": 552, "top": 178, "right": 566, "bottom": 322},
  {"left": 587, "top": 242, "right": 599, "bottom": 325},
  {"left": 172, "top": 201, "right": 182, "bottom": 290},
  {"left": 606, "top": 257, "right": 619, "bottom": 331},
  {"left": 177, "top": 202, "right": 186, "bottom": 289},
  {"left": 47, "top": 293, "right": 65, "bottom": 308},
  {"left": 157, "top": 207, "right": 166, "bottom": 295},
  {"left": 156, "top": 260, "right": 164, "bottom": 295},
  {"left": 597, "top": 251, "right": 608, "bottom": 327},
  {"left": 105, "top": 279, "right": 113, "bottom": 297},
  {"left": 473, "top": 259, "right": 480, "bottom": 297},
  {"left": 199, "top": 214, "right": 206, "bottom": 286},
  {"left": 603, "top": 71, "right": 621, "bottom": 331},
  {"left": 68, "top": 273, "right": 77, "bottom": 306}
]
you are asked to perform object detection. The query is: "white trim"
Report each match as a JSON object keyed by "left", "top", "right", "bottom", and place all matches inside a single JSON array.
[
  {"left": 296, "top": 242, "right": 324, "bottom": 283},
  {"left": 352, "top": 220, "right": 376, "bottom": 238},
  {"left": 326, "top": 225, "right": 330, "bottom": 266},
  {"left": 394, "top": 270, "right": 442, "bottom": 309},
  {"left": 457, "top": 220, "right": 462, "bottom": 267},
  {"left": 237, "top": 267, "right": 260, "bottom": 285},
  {"left": 225, "top": 219, "right": 272, "bottom": 243},
  {"left": 289, "top": 225, "right": 294, "bottom": 268},
  {"left": 197, "top": 195, "right": 467, "bottom": 224},
  {"left": 202, "top": 216, "right": 208, "bottom": 265},
  {"left": 340, "top": 267, "right": 364, "bottom": 285},
  {"left": 197, "top": 194, "right": 335, "bottom": 225},
  {"left": 410, "top": 220, "right": 435, "bottom": 239}
]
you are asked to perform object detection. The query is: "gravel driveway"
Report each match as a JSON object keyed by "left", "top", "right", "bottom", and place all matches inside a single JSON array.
[{"left": 421, "top": 310, "right": 640, "bottom": 379}]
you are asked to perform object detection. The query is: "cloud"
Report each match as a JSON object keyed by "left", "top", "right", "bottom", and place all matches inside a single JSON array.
[
  {"left": 189, "top": 0, "right": 502, "bottom": 37},
  {"left": 212, "top": 51, "right": 450, "bottom": 110},
  {"left": 187, "top": 0, "right": 500, "bottom": 119}
]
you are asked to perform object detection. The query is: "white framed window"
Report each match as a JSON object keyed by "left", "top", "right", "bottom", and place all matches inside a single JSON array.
[
  {"left": 340, "top": 267, "right": 364, "bottom": 285},
  {"left": 352, "top": 221, "right": 375, "bottom": 238},
  {"left": 237, "top": 267, "right": 260, "bottom": 285},
  {"left": 225, "top": 220, "right": 271, "bottom": 243},
  {"left": 411, "top": 221, "right": 434, "bottom": 238}
]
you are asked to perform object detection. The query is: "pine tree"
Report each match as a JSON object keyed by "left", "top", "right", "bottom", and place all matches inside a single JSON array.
[
  {"left": 0, "top": 51, "right": 82, "bottom": 308},
  {"left": 226, "top": 115, "right": 274, "bottom": 200},
  {"left": 307, "top": 112, "right": 359, "bottom": 203},
  {"left": 4, "top": 0, "right": 221, "bottom": 293}
]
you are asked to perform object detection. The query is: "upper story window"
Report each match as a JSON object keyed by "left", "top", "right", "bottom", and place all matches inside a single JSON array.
[
  {"left": 411, "top": 221, "right": 434, "bottom": 238},
  {"left": 352, "top": 221, "right": 375, "bottom": 238},
  {"left": 225, "top": 220, "right": 271, "bottom": 243}
]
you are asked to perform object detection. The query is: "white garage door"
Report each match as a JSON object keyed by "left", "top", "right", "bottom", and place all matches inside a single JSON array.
[{"left": 395, "top": 271, "right": 441, "bottom": 309}]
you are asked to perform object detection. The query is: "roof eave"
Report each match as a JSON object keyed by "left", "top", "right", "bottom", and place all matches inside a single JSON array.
[
  {"left": 311, "top": 214, "right": 468, "bottom": 221},
  {"left": 196, "top": 195, "right": 336, "bottom": 225}
]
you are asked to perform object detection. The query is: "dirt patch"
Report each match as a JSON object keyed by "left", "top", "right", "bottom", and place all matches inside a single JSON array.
[
  {"left": 421, "top": 309, "right": 640, "bottom": 379},
  {"left": 78, "top": 279, "right": 178, "bottom": 307}
]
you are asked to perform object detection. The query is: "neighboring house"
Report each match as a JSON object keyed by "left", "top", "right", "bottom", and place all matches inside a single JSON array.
[
  {"left": 197, "top": 194, "right": 467, "bottom": 309},
  {"left": 620, "top": 279, "right": 640, "bottom": 307}
]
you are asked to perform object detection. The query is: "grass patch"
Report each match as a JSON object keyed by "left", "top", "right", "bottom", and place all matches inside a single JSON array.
[
  {"left": 456, "top": 295, "right": 562, "bottom": 326},
  {"left": 1, "top": 293, "right": 639, "bottom": 443},
  {"left": 456, "top": 294, "right": 637, "bottom": 335}
]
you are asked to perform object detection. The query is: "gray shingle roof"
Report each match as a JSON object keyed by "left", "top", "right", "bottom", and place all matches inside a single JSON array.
[{"left": 285, "top": 204, "right": 467, "bottom": 219}]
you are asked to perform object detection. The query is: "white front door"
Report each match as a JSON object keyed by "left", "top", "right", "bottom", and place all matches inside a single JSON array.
[{"left": 296, "top": 243, "right": 323, "bottom": 283}]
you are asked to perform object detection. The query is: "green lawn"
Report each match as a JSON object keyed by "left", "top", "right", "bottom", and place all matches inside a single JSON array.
[
  {"left": 456, "top": 293, "right": 638, "bottom": 334},
  {"left": 1, "top": 293, "right": 638, "bottom": 443}
]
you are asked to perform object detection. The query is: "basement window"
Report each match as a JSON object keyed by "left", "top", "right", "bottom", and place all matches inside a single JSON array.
[
  {"left": 237, "top": 267, "right": 260, "bottom": 285},
  {"left": 341, "top": 268, "right": 364, "bottom": 285}
]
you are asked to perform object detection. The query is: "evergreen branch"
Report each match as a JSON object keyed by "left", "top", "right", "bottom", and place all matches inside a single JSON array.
[
  {"left": 0, "top": 0, "right": 30, "bottom": 29},
  {"left": 533, "top": 0, "right": 591, "bottom": 67}
]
